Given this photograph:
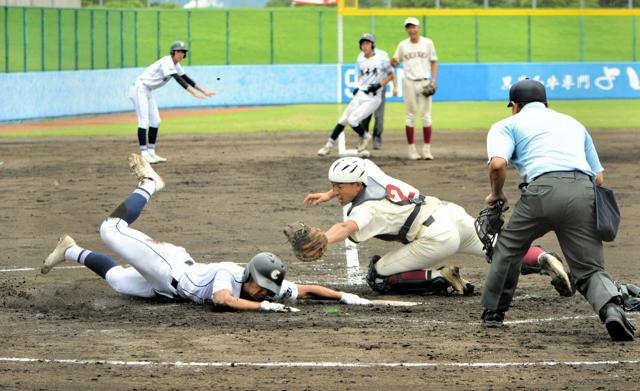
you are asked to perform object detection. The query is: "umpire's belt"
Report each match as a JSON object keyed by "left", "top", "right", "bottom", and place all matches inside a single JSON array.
[
  {"left": 171, "top": 260, "right": 195, "bottom": 290},
  {"left": 531, "top": 170, "right": 591, "bottom": 182}
]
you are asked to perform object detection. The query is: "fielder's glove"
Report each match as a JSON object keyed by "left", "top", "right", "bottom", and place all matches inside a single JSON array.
[
  {"left": 366, "top": 83, "right": 381, "bottom": 94},
  {"left": 474, "top": 201, "right": 505, "bottom": 262},
  {"left": 339, "top": 292, "right": 373, "bottom": 306},
  {"left": 421, "top": 81, "right": 437, "bottom": 97},
  {"left": 283, "top": 222, "right": 328, "bottom": 262},
  {"left": 260, "top": 301, "right": 300, "bottom": 313}
]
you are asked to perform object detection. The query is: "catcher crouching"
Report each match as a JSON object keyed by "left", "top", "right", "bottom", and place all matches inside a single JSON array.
[{"left": 293, "top": 157, "right": 574, "bottom": 297}]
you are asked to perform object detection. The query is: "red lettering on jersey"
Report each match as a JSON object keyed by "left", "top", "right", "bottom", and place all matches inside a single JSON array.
[{"left": 386, "top": 184, "right": 416, "bottom": 201}]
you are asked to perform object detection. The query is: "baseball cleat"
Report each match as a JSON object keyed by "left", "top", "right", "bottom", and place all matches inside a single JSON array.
[
  {"left": 439, "top": 265, "right": 474, "bottom": 295},
  {"left": 41, "top": 234, "right": 76, "bottom": 274},
  {"left": 317, "top": 142, "right": 334, "bottom": 157},
  {"left": 421, "top": 144, "right": 434, "bottom": 160},
  {"left": 128, "top": 153, "right": 165, "bottom": 192},
  {"left": 357, "top": 133, "right": 372, "bottom": 152},
  {"left": 407, "top": 144, "right": 420, "bottom": 160},
  {"left": 150, "top": 151, "right": 167, "bottom": 163},
  {"left": 481, "top": 309, "right": 506, "bottom": 328},
  {"left": 539, "top": 252, "right": 575, "bottom": 297},
  {"left": 140, "top": 150, "right": 159, "bottom": 164}
]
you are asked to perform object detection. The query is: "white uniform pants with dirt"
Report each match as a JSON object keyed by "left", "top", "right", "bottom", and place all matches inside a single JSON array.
[
  {"left": 339, "top": 91, "right": 382, "bottom": 128},
  {"left": 129, "top": 82, "right": 161, "bottom": 129},
  {"left": 403, "top": 79, "right": 432, "bottom": 128},
  {"left": 100, "top": 217, "right": 191, "bottom": 298},
  {"left": 375, "top": 202, "right": 484, "bottom": 276}
]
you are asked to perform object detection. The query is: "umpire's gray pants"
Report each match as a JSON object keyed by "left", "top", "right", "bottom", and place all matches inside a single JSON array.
[
  {"left": 373, "top": 92, "right": 386, "bottom": 138},
  {"left": 481, "top": 171, "right": 620, "bottom": 315}
]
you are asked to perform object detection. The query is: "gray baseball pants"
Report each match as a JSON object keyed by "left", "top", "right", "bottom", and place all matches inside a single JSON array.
[{"left": 481, "top": 171, "right": 620, "bottom": 315}]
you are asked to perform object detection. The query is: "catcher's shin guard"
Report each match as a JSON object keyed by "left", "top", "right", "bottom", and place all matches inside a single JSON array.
[{"left": 386, "top": 269, "right": 451, "bottom": 295}]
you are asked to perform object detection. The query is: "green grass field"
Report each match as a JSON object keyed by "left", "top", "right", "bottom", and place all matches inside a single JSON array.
[
  {"left": 1, "top": 7, "right": 639, "bottom": 72},
  {"left": 1, "top": 99, "right": 638, "bottom": 138}
]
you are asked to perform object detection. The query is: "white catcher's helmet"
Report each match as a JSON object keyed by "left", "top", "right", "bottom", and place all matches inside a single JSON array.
[{"left": 328, "top": 157, "right": 367, "bottom": 184}]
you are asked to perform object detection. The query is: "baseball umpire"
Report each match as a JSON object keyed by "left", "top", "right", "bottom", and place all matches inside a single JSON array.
[
  {"left": 391, "top": 17, "right": 438, "bottom": 160},
  {"left": 129, "top": 41, "right": 215, "bottom": 164},
  {"left": 41, "top": 154, "right": 371, "bottom": 311},
  {"left": 480, "top": 79, "right": 635, "bottom": 341},
  {"left": 298, "top": 157, "right": 573, "bottom": 296},
  {"left": 317, "top": 34, "right": 394, "bottom": 157}
]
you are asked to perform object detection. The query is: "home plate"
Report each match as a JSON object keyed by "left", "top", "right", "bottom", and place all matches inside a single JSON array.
[
  {"left": 370, "top": 299, "right": 422, "bottom": 307},
  {"left": 339, "top": 149, "right": 370, "bottom": 158}
]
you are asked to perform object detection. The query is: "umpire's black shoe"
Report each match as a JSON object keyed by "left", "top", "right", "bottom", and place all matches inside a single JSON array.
[
  {"left": 600, "top": 300, "right": 636, "bottom": 342},
  {"left": 481, "top": 309, "right": 506, "bottom": 328}
]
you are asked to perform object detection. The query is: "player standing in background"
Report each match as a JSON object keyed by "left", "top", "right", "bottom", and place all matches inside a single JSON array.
[
  {"left": 357, "top": 39, "right": 398, "bottom": 150},
  {"left": 41, "top": 154, "right": 371, "bottom": 311},
  {"left": 317, "top": 34, "right": 394, "bottom": 157},
  {"left": 391, "top": 17, "right": 438, "bottom": 160},
  {"left": 129, "top": 41, "right": 215, "bottom": 164}
]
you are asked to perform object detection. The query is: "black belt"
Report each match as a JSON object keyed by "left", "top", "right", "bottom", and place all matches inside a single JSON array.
[
  {"left": 171, "top": 260, "right": 195, "bottom": 290},
  {"left": 531, "top": 170, "right": 590, "bottom": 182}
]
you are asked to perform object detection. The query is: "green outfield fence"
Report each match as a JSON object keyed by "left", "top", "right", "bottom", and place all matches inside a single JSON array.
[{"left": 1, "top": 6, "right": 639, "bottom": 72}]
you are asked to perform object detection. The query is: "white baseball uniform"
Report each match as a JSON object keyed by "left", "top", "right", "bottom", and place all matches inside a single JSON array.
[
  {"left": 393, "top": 36, "right": 438, "bottom": 128},
  {"left": 339, "top": 52, "right": 392, "bottom": 128},
  {"left": 129, "top": 55, "right": 185, "bottom": 129},
  {"left": 99, "top": 217, "right": 297, "bottom": 304},
  {"left": 346, "top": 160, "right": 483, "bottom": 275}
]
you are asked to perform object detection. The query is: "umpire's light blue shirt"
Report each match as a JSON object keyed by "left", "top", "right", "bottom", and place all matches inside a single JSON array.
[{"left": 487, "top": 102, "right": 604, "bottom": 183}]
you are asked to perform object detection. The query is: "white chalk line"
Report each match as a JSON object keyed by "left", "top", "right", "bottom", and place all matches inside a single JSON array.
[
  {"left": 1, "top": 356, "right": 639, "bottom": 369},
  {"left": 0, "top": 266, "right": 85, "bottom": 273}
]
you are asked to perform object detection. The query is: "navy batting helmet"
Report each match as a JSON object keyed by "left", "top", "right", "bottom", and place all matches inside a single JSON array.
[
  {"left": 508, "top": 79, "right": 547, "bottom": 108},
  {"left": 170, "top": 41, "right": 188, "bottom": 58},
  {"left": 359, "top": 33, "right": 376, "bottom": 50},
  {"left": 242, "top": 252, "right": 286, "bottom": 296}
]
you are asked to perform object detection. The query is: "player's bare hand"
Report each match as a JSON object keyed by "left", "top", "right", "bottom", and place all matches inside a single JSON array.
[
  {"left": 390, "top": 58, "right": 399, "bottom": 67},
  {"left": 203, "top": 90, "right": 216, "bottom": 97},
  {"left": 304, "top": 192, "right": 332, "bottom": 207},
  {"left": 392, "top": 86, "right": 398, "bottom": 96},
  {"left": 485, "top": 192, "right": 509, "bottom": 211}
]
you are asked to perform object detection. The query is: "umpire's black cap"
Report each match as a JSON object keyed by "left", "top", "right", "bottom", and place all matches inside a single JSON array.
[{"left": 508, "top": 79, "right": 547, "bottom": 107}]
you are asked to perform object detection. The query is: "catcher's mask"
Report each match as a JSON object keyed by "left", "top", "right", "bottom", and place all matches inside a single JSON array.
[
  {"left": 170, "top": 40, "right": 188, "bottom": 58},
  {"left": 328, "top": 157, "right": 367, "bottom": 184},
  {"left": 359, "top": 33, "right": 376, "bottom": 50},
  {"left": 242, "top": 252, "right": 285, "bottom": 296},
  {"left": 507, "top": 78, "right": 546, "bottom": 108}
]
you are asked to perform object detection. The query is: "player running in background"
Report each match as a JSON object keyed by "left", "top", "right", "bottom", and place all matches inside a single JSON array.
[
  {"left": 303, "top": 157, "right": 575, "bottom": 297},
  {"left": 317, "top": 34, "right": 394, "bottom": 157},
  {"left": 129, "top": 41, "right": 215, "bottom": 164},
  {"left": 356, "top": 37, "right": 398, "bottom": 150},
  {"left": 41, "top": 154, "right": 371, "bottom": 312},
  {"left": 391, "top": 17, "right": 438, "bottom": 160}
]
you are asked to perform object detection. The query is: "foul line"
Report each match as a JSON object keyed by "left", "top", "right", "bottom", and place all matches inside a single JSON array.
[
  {"left": 0, "top": 266, "right": 85, "bottom": 273},
  {"left": 1, "top": 356, "right": 639, "bottom": 369}
]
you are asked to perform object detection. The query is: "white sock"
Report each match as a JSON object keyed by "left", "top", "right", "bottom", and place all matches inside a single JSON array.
[
  {"left": 136, "top": 179, "right": 157, "bottom": 199},
  {"left": 429, "top": 270, "right": 443, "bottom": 279},
  {"left": 139, "top": 145, "right": 147, "bottom": 153},
  {"left": 65, "top": 245, "right": 90, "bottom": 264},
  {"left": 148, "top": 144, "right": 156, "bottom": 154}
]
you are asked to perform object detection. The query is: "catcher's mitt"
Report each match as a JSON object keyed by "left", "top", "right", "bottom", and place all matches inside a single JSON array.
[
  {"left": 474, "top": 201, "right": 505, "bottom": 262},
  {"left": 421, "top": 81, "right": 437, "bottom": 97},
  {"left": 283, "top": 222, "right": 328, "bottom": 262}
]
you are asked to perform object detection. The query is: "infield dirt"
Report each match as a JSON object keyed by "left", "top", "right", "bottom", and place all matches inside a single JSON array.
[{"left": 1, "top": 130, "right": 639, "bottom": 390}]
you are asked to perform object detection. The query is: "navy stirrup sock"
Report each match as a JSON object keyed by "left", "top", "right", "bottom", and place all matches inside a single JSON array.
[
  {"left": 330, "top": 124, "right": 346, "bottom": 140},
  {"left": 109, "top": 193, "right": 149, "bottom": 225},
  {"left": 83, "top": 252, "right": 118, "bottom": 279},
  {"left": 137, "top": 128, "right": 147, "bottom": 147}
]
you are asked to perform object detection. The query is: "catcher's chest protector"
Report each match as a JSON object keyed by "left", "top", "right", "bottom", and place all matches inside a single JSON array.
[{"left": 348, "top": 177, "right": 427, "bottom": 244}]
